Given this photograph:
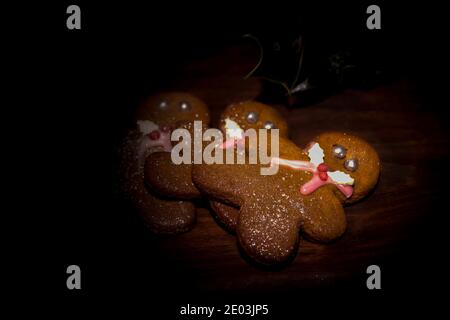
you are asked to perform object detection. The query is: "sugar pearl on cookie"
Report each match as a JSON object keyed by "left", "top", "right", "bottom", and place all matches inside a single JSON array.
[
  {"left": 180, "top": 101, "right": 191, "bottom": 111},
  {"left": 264, "top": 121, "right": 276, "bottom": 129},
  {"left": 246, "top": 111, "right": 259, "bottom": 124},
  {"left": 344, "top": 159, "right": 358, "bottom": 171},
  {"left": 159, "top": 100, "right": 168, "bottom": 109},
  {"left": 332, "top": 144, "right": 347, "bottom": 159},
  {"left": 319, "top": 171, "right": 328, "bottom": 181}
]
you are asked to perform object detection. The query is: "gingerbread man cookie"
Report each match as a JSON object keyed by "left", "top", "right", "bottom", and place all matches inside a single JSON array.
[
  {"left": 120, "top": 92, "right": 209, "bottom": 234},
  {"left": 192, "top": 133, "right": 380, "bottom": 264},
  {"left": 212, "top": 101, "right": 289, "bottom": 231}
]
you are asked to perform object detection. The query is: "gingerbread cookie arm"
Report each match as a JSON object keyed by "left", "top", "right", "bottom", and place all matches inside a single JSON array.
[
  {"left": 144, "top": 119, "right": 210, "bottom": 199},
  {"left": 144, "top": 152, "right": 200, "bottom": 199},
  {"left": 120, "top": 130, "right": 196, "bottom": 234}
]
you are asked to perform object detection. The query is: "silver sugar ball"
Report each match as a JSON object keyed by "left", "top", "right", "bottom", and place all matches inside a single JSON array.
[
  {"left": 332, "top": 144, "right": 347, "bottom": 159},
  {"left": 246, "top": 111, "right": 259, "bottom": 124},
  {"left": 179, "top": 101, "right": 191, "bottom": 111},
  {"left": 344, "top": 159, "right": 358, "bottom": 171},
  {"left": 263, "top": 121, "right": 276, "bottom": 129},
  {"left": 159, "top": 100, "right": 168, "bottom": 109}
]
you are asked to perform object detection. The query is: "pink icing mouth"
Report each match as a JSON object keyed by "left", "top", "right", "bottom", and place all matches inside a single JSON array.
[
  {"left": 219, "top": 138, "right": 237, "bottom": 150},
  {"left": 218, "top": 136, "right": 246, "bottom": 150},
  {"left": 271, "top": 157, "right": 354, "bottom": 198},
  {"left": 219, "top": 138, "right": 245, "bottom": 149}
]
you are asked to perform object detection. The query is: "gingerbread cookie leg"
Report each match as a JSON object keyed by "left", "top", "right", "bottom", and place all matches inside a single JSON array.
[
  {"left": 209, "top": 200, "right": 239, "bottom": 232},
  {"left": 237, "top": 198, "right": 302, "bottom": 264}
]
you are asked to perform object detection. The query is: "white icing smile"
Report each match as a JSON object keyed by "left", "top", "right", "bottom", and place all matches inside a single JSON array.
[{"left": 327, "top": 170, "right": 354, "bottom": 185}]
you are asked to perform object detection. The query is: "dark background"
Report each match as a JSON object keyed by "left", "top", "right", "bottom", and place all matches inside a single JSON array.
[{"left": 15, "top": 1, "right": 449, "bottom": 315}]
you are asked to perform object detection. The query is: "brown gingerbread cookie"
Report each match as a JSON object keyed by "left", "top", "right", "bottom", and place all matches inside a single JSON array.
[
  {"left": 120, "top": 92, "right": 209, "bottom": 234},
  {"left": 192, "top": 133, "right": 380, "bottom": 264},
  {"left": 212, "top": 101, "right": 289, "bottom": 231}
]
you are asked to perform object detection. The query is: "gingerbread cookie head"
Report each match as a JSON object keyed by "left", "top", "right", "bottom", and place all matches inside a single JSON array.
[
  {"left": 311, "top": 132, "right": 380, "bottom": 203},
  {"left": 136, "top": 92, "right": 209, "bottom": 126},
  {"left": 208, "top": 102, "right": 289, "bottom": 232},
  {"left": 219, "top": 101, "right": 288, "bottom": 138},
  {"left": 134, "top": 92, "right": 210, "bottom": 154}
]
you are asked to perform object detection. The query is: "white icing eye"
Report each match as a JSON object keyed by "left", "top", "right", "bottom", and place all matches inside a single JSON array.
[
  {"left": 264, "top": 121, "right": 276, "bottom": 129},
  {"left": 224, "top": 118, "right": 244, "bottom": 139},
  {"left": 332, "top": 144, "right": 347, "bottom": 159},
  {"left": 246, "top": 111, "right": 259, "bottom": 124},
  {"left": 344, "top": 159, "right": 358, "bottom": 171},
  {"left": 159, "top": 100, "right": 168, "bottom": 109},
  {"left": 179, "top": 101, "right": 191, "bottom": 111},
  {"left": 308, "top": 143, "right": 325, "bottom": 166}
]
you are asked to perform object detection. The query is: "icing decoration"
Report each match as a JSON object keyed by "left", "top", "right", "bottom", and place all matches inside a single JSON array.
[
  {"left": 263, "top": 121, "right": 276, "bottom": 129},
  {"left": 308, "top": 143, "right": 325, "bottom": 166},
  {"left": 137, "top": 120, "right": 172, "bottom": 153},
  {"left": 270, "top": 142, "right": 355, "bottom": 198},
  {"left": 332, "top": 144, "right": 347, "bottom": 159},
  {"left": 344, "top": 158, "right": 358, "bottom": 171},
  {"left": 159, "top": 100, "right": 168, "bottom": 109},
  {"left": 224, "top": 118, "right": 244, "bottom": 139},
  {"left": 327, "top": 171, "right": 354, "bottom": 185},
  {"left": 137, "top": 120, "right": 159, "bottom": 135},
  {"left": 180, "top": 101, "right": 191, "bottom": 111},
  {"left": 246, "top": 111, "right": 258, "bottom": 124},
  {"left": 149, "top": 130, "right": 161, "bottom": 140},
  {"left": 318, "top": 171, "right": 328, "bottom": 181},
  {"left": 219, "top": 118, "right": 246, "bottom": 149}
]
